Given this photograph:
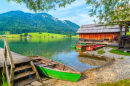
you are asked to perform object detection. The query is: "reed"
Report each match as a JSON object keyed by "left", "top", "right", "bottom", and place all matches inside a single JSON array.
[{"left": 0, "top": 72, "right": 8, "bottom": 86}]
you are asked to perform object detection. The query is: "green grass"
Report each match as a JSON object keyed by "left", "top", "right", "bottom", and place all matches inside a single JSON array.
[
  {"left": 1, "top": 32, "right": 78, "bottom": 38},
  {"left": 98, "top": 79, "right": 130, "bottom": 86},
  {"left": 6, "top": 34, "right": 20, "bottom": 38},
  {"left": 109, "top": 48, "right": 130, "bottom": 56},
  {"left": 26, "top": 32, "right": 66, "bottom": 38},
  {"left": 127, "top": 32, "right": 130, "bottom": 35},
  {"left": 1, "top": 72, "right": 8, "bottom": 86},
  {"left": 4, "top": 31, "right": 10, "bottom": 35},
  {"left": 118, "top": 57, "right": 124, "bottom": 60},
  {"left": 98, "top": 49, "right": 106, "bottom": 55},
  {"left": 110, "top": 47, "right": 117, "bottom": 49}
]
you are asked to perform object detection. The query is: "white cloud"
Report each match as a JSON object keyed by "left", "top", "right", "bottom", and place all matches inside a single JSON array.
[
  {"left": 58, "top": 13, "right": 98, "bottom": 26},
  {"left": 85, "top": 6, "right": 92, "bottom": 9},
  {"left": 55, "top": 0, "right": 86, "bottom": 11},
  {"left": 59, "top": 16, "right": 77, "bottom": 21},
  {"left": 1, "top": 0, "right": 98, "bottom": 26},
  {"left": 48, "top": 10, "right": 72, "bottom": 15},
  {"left": 77, "top": 13, "right": 98, "bottom": 25},
  {"left": 47, "top": 0, "right": 97, "bottom": 25},
  {"left": 9, "top": 1, "right": 34, "bottom": 13},
  {"left": 10, "top": 1, "right": 17, "bottom": 5}
]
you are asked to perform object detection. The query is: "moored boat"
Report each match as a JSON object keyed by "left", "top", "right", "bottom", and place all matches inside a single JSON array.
[
  {"left": 75, "top": 43, "right": 86, "bottom": 49},
  {"left": 86, "top": 45, "right": 103, "bottom": 51},
  {"left": 76, "top": 45, "right": 82, "bottom": 49},
  {"left": 31, "top": 55, "right": 81, "bottom": 82}
]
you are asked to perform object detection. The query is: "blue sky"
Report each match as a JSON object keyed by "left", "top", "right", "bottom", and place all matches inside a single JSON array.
[{"left": 0, "top": 0, "right": 97, "bottom": 26}]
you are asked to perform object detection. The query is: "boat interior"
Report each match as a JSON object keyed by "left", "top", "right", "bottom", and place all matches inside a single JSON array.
[{"left": 30, "top": 55, "right": 80, "bottom": 74}]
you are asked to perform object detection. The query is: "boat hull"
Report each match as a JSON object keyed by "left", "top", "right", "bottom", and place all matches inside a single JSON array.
[
  {"left": 76, "top": 45, "right": 82, "bottom": 49},
  {"left": 86, "top": 45, "right": 103, "bottom": 51},
  {"left": 35, "top": 65, "right": 81, "bottom": 82}
]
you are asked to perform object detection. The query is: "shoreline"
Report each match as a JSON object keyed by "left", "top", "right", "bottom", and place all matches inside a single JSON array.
[
  {"left": 44, "top": 47, "right": 130, "bottom": 86},
  {"left": 0, "top": 37, "right": 79, "bottom": 38}
]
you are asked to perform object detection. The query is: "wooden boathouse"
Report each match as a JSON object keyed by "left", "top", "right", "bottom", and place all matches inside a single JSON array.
[{"left": 76, "top": 24, "right": 120, "bottom": 42}]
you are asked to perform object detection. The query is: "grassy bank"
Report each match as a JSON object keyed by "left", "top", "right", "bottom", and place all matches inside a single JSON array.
[
  {"left": 98, "top": 49, "right": 105, "bottom": 55},
  {"left": 27, "top": 32, "right": 66, "bottom": 38},
  {"left": 109, "top": 47, "right": 130, "bottom": 56},
  {"left": 98, "top": 79, "right": 130, "bottom": 86},
  {"left": 127, "top": 32, "right": 130, "bottom": 35},
  {"left": 0, "top": 32, "right": 78, "bottom": 38}
]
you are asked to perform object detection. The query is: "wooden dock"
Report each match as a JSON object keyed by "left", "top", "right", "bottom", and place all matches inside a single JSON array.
[
  {"left": 0, "top": 39, "right": 41, "bottom": 86},
  {"left": 79, "top": 41, "right": 119, "bottom": 47},
  {"left": 0, "top": 47, "right": 31, "bottom": 68}
]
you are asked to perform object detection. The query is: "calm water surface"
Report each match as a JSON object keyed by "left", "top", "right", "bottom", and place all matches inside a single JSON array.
[{"left": 0, "top": 38, "right": 106, "bottom": 72}]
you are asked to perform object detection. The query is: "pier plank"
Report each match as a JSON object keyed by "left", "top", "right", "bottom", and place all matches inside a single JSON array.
[{"left": 0, "top": 48, "right": 31, "bottom": 68}]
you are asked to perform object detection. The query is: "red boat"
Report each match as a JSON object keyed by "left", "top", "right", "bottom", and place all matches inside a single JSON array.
[{"left": 86, "top": 45, "right": 103, "bottom": 51}]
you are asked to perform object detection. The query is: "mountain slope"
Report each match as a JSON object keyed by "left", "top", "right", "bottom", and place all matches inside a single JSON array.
[{"left": 0, "top": 11, "right": 80, "bottom": 35}]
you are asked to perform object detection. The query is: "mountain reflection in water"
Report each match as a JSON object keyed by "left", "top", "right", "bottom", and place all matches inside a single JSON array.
[{"left": 0, "top": 38, "right": 107, "bottom": 72}]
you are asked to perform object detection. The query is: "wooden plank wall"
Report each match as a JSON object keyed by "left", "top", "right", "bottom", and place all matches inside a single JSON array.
[{"left": 79, "top": 33, "right": 120, "bottom": 41}]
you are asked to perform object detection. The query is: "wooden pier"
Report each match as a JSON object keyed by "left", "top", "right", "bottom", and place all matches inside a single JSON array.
[
  {"left": 0, "top": 47, "right": 31, "bottom": 68},
  {"left": 79, "top": 41, "right": 119, "bottom": 47},
  {"left": 0, "top": 39, "right": 41, "bottom": 86}
]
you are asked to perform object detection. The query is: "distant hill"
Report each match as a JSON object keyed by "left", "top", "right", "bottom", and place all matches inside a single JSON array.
[{"left": 0, "top": 11, "right": 80, "bottom": 35}]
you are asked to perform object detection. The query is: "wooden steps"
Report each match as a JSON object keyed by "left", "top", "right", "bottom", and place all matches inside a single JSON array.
[
  {"left": 14, "top": 71, "right": 35, "bottom": 80},
  {"left": 13, "top": 61, "right": 41, "bottom": 86},
  {"left": 14, "top": 65, "right": 32, "bottom": 72},
  {"left": 2, "top": 40, "right": 41, "bottom": 86},
  {"left": 14, "top": 76, "right": 37, "bottom": 86}
]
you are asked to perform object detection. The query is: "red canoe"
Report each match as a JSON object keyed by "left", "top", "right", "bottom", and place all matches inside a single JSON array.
[{"left": 86, "top": 45, "right": 103, "bottom": 51}]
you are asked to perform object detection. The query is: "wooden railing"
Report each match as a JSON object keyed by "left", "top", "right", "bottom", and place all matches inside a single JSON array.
[{"left": 3, "top": 39, "right": 15, "bottom": 86}]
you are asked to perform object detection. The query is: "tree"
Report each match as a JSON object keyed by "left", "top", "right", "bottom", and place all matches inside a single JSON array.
[
  {"left": 6, "top": 0, "right": 75, "bottom": 12},
  {"left": 7, "top": 0, "right": 130, "bottom": 25},
  {"left": 24, "top": 32, "right": 28, "bottom": 37}
]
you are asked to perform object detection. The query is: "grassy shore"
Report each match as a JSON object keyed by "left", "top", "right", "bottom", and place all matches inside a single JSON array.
[
  {"left": 98, "top": 79, "right": 130, "bottom": 86},
  {"left": 109, "top": 47, "right": 130, "bottom": 56},
  {"left": 97, "top": 49, "right": 106, "bottom": 55},
  {"left": 0, "top": 32, "right": 79, "bottom": 38}
]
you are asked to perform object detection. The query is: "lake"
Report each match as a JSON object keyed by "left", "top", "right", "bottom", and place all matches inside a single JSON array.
[{"left": 0, "top": 38, "right": 107, "bottom": 72}]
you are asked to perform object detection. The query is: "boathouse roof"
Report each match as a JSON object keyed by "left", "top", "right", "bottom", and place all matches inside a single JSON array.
[{"left": 76, "top": 24, "right": 120, "bottom": 33}]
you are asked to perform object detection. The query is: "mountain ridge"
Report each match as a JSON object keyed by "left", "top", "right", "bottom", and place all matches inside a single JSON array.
[{"left": 0, "top": 11, "right": 79, "bottom": 35}]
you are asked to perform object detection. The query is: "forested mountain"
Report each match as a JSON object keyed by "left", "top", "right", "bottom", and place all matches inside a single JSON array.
[{"left": 0, "top": 11, "right": 80, "bottom": 35}]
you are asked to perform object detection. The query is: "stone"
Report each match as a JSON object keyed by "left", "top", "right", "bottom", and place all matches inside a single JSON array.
[
  {"left": 100, "top": 55, "right": 104, "bottom": 57},
  {"left": 31, "top": 81, "right": 43, "bottom": 86},
  {"left": 43, "top": 78, "right": 57, "bottom": 84},
  {"left": 25, "top": 85, "right": 31, "bottom": 86},
  {"left": 124, "top": 50, "right": 127, "bottom": 53},
  {"left": 91, "top": 54, "right": 94, "bottom": 56}
]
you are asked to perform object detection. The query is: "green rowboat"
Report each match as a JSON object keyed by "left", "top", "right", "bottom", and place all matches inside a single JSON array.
[{"left": 32, "top": 56, "right": 81, "bottom": 82}]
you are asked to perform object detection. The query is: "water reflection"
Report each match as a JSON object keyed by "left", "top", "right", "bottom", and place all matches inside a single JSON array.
[
  {"left": 0, "top": 38, "right": 107, "bottom": 72},
  {"left": 76, "top": 50, "right": 107, "bottom": 66},
  {"left": 77, "top": 56, "right": 107, "bottom": 66}
]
